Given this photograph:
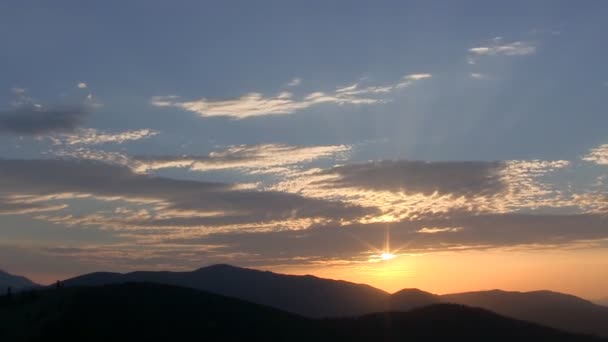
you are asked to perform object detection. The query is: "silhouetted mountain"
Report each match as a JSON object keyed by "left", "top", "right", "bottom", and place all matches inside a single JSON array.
[
  {"left": 596, "top": 298, "right": 608, "bottom": 307},
  {"left": 0, "top": 270, "right": 38, "bottom": 293},
  {"left": 441, "top": 290, "right": 608, "bottom": 338},
  {"left": 0, "top": 283, "right": 603, "bottom": 342},
  {"left": 325, "top": 304, "right": 605, "bottom": 342},
  {"left": 389, "top": 288, "right": 440, "bottom": 310},
  {"left": 62, "top": 264, "right": 390, "bottom": 317},
  {"left": 60, "top": 264, "right": 608, "bottom": 337}
]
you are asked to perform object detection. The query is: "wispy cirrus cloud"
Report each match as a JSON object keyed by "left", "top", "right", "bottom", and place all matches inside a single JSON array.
[
  {"left": 467, "top": 38, "right": 536, "bottom": 64},
  {"left": 131, "top": 143, "right": 350, "bottom": 175},
  {"left": 151, "top": 73, "right": 431, "bottom": 119},
  {"left": 54, "top": 143, "right": 351, "bottom": 176},
  {"left": 51, "top": 128, "right": 159, "bottom": 146},
  {"left": 469, "top": 39, "right": 536, "bottom": 56},
  {"left": 286, "top": 78, "right": 301, "bottom": 87}
]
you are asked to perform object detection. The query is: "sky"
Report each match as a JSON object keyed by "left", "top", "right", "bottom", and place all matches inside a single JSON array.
[{"left": 0, "top": 0, "right": 607, "bottom": 299}]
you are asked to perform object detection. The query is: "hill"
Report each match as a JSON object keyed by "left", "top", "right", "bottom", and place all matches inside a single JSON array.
[
  {"left": 61, "top": 264, "right": 608, "bottom": 337},
  {"left": 442, "top": 290, "right": 608, "bottom": 337},
  {"left": 0, "top": 270, "right": 38, "bottom": 293},
  {"left": 63, "top": 264, "right": 390, "bottom": 317},
  {"left": 596, "top": 298, "right": 608, "bottom": 307},
  {"left": 0, "top": 283, "right": 603, "bottom": 342}
]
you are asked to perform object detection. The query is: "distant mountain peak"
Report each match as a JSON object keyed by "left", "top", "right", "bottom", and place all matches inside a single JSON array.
[
  {"left": 393, "top": 288, "right": 435, "bottom": 295},
  {"left": 0, "top": 269, "right": 39, "bottom": 290},
  {"left": 195, "top": 264, "right": 243, "bottom": 272}
]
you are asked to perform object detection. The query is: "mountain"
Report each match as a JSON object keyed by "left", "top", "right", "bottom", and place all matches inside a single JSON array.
[
  {"left": 1, "top": 283, "right": 603, "bottom": 342},
  {"left": 596, "top": 298, "right": 608, "bottom": 307},
  {"left": 441, "top": 290, "right": 608, "bottom": 337},
  {"left": 390, "top": 288, "right": 440, "bottom": 310},
  {"left": 0, "top": 283, "right": 323, "bottom": 342},
  {"left": 0, "top": 270, "right": 38, "bottom": 292},
  {"left": 62, "top": 264, "right": 390, "bottom": 317},
  {"left": 325, "top": 304, "right": 606, "bottom": 342},
  {"left": 60, "top": 264, "right": 608, "bottom": 337}
]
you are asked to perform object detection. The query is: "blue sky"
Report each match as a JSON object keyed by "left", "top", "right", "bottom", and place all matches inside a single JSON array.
[{"left": 0, "top": 1, "right": 607, "bottom": 297}]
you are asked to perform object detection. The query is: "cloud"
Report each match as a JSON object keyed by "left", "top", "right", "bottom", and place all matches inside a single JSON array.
[
  {"left": 0, "top": 159, "right": 376, "bottom": 229},
  {"left": 77, "top": 82, "right": 87, "bottom": 89},
  {"left": 167, "top": 213, "right": 608, "bottom": 264},
  {"left": 54, "top": 143, "right": 351, "bottom": 176},
  {"left": 272, "top": 159, "right": 572, "bottom": 222},
  {"left": 402, "top": 73, "right": 432, "bottom": 81},
  {"left": 318, "top": 160, "right": 506, "bottom": 197},
  {"left": 286, "top": 78, "right": 301, "bottom": 87},
  {"left": 469, "top": 40, "right": 536, "bottom": 56},
  {"left": 151, "top": 73, "right": 431, "bottom": 119},
  {"left": 470, "top": 73, "right": 488, "bottom": 80},
  {"left": 467, "top": 38, "right": 536, "bottom": 65},
  {"left": 582, "top": 144, "right": 608, "bottom": 165},
  {"left": 417, "top": 226, "right": 463, "bottom": 234},
  {"left": 0, "top": 105, "right": 88, "bottom": 135},
  {"left": 131, "top": 144, "right": 351, "bottom": 175},
  {"left": 0, "top": 197, "right": 67, "bottom": 215},
  {"left": 52, "top": 128, "right": 159, "bottom": 145}
]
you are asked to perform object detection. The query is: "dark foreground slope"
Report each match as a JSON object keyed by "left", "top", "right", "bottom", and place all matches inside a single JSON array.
[
  {"left": 442, "top": 290, "right": 608, "bottom": 338},
  {"left": 0, "top": 283, "right": 604, "bottom": 342},
  {"left": 63, "top": 264, "right": 390, "bottom": 317},
  {"left": 0, "top": 283, "right": 323, "bottom": 342}
]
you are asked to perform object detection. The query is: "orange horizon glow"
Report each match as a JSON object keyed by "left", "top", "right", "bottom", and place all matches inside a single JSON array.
[{"left": 22, "top": 247, "right": 608, "bottom": 302}]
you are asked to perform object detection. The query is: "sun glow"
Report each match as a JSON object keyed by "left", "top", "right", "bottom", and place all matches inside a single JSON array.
[{"left": 381, "top": 252, "right": 395, "bottom": 260}]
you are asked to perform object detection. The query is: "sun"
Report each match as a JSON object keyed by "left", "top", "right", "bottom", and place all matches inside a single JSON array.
[{"left": 381, "top": 252, "right": 395, "bottom": 261}]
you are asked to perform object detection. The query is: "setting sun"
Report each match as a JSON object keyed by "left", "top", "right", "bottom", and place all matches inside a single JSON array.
[{"left": 381, "top": 252, "right": 396, "bottom": 261}]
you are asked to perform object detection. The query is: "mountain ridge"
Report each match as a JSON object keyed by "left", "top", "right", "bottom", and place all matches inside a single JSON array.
[
  {"left": 59, "top": 264, "right": 608, "bottom": 337},
  {"left": 1, "top": 282, "right": 604, "bottom": 342},
  {"left": 0, "top": 269, "right": 39, "bottom": 292}
]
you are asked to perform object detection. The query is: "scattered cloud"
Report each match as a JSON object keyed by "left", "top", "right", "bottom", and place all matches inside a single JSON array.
[
  {"left": 52, "top": 128, "right": 159, "bottom": 145},
  {"left": 131, "top": 143, "right": 350, "bottom": 175},
  {"left": 470, "top": 73, "right": 488, "bottom": 80},
  {"left": 54, "top": 143, "right": 351, "bottom": 176},
  {"left": 582, "top": 144, "right": 608, "bottom": 165},
  {"left": 286, "top": 78, "right": 301, "bottom": 87},
  {"left": 167, "top": 213, "right": 608, "bottom": 264},
  {"left": 272, "top": 159, "right": 572, "bottom": 222},
  {"left": 151, "top": 73, "right": 431, "bottom": 119},
  {"left": 467, "top": 38, "right": 536, "bottom": 64},
  {"left": 0, "top": 196, "right": 67, "bottom": 215},
  {"left": 469, "top": 41, "right": 536, "bottom": 56},
  {"left": 417, "top": 226, "right": 463, "bottom": 234},
  {"left": 0, "top": 159, "right": 376, "bottom": 230}
]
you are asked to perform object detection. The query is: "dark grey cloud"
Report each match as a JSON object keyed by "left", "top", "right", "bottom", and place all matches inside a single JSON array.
[
  {"left": 0, "top": 159, "right": 376, "bottom": 226},
  {"left": 319, "top": 160, "right": 506, "bottom": 197},
  {"left": 0, "top": 105, "right": 88, "bottom": 135},
  {"left": 173, "top": 213, "right": 608, "bottom": 262}
]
